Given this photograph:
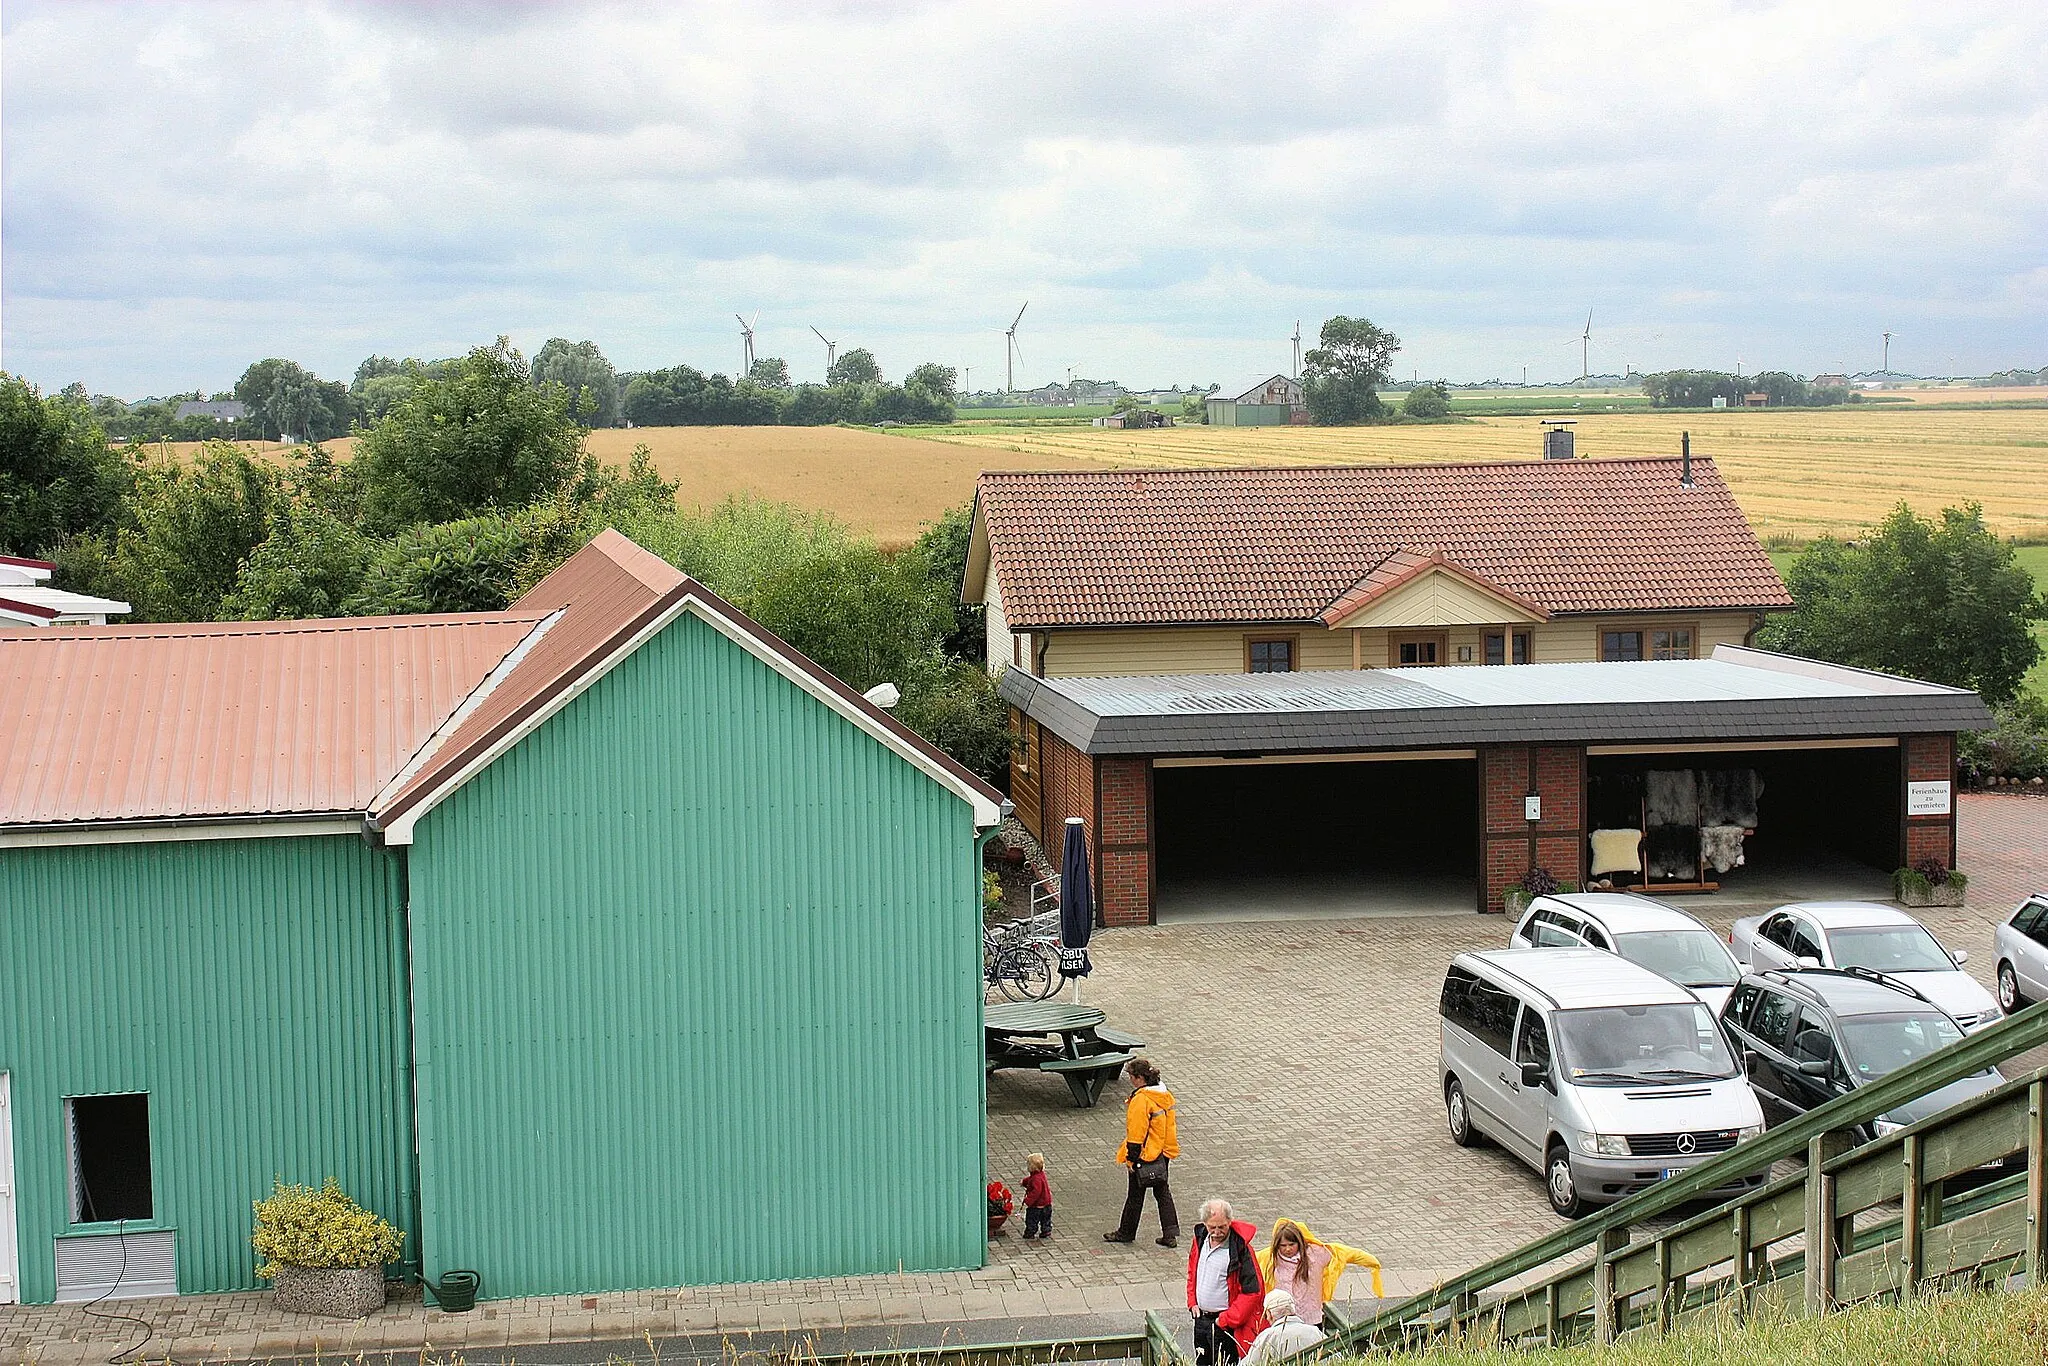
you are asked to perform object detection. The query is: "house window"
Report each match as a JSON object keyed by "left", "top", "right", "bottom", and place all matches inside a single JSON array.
[
  {"left": 1484, "top": 631, "right": 1532, "bottom": 666},
  {"left": 1649, "top": 627, "right": 1694, "bottom": 660},
  {"left": 68, "top": 1093, "right": 152, "bottom": 1224},
  {"left": 1602, "top": 626, "right": 1695, "bottom": 662},
  {"left": 1246, "top": 637, "right": 1296, "bottom": 673},
  {"left": 1393, "top": 633, "right": 1446, "bottom": 666},
  {"left": 1601, "top": 630, "right": 1643, "bottom": 662}
]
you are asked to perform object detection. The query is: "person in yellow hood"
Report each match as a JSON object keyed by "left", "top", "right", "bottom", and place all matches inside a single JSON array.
[
  {"left": 1103, "top": 1056, "right": 1181, "bottom": 1246},
  {"left": 1255, "top": 1218, "right": 1382, "bottom": 1325}
]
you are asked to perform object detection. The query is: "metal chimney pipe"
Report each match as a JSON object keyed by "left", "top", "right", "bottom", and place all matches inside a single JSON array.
[{"left": 1681, "top": 430, "right": 1693, "bottom": 487}]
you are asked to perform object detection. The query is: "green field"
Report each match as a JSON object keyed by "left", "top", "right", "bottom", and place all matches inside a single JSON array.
[{"left": 1768, "top": 544, "right": 2048, "bottom": 701}]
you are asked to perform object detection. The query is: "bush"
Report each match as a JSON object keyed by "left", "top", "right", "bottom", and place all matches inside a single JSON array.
[
  {"left": 1893, "top": 863, "right": 1969, "bottom": 899},
  {"left": 1959, "top": 696, "right": 2048, "bottom": 781},
  {"left": 1403, "top": 382, "right": 1451, "bottom": 419},
  {"left": 250, "top": 1178, "right": 404, "bottom": 1277}
]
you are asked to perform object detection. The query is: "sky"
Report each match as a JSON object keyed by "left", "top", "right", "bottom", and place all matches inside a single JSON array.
[{"left": 3, "top": 1, "right": 2045, "bottom": 398}]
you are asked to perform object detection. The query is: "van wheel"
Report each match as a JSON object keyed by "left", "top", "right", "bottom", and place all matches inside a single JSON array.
[
  {"left": 1999, "top": 961, "right": 2027, "bottom": 1013},
  {"left": 1547, "top": 1144, "right": 1588, "bottom": 1219},
  {"left": 1445, "top": 1077, "right": 1479, "bottom": 1147}
]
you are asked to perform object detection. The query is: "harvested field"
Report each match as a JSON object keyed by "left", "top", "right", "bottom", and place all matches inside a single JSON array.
[
  {"left": 582, "top": 426, "right": 1104, "bottom": 545},
  {"left": 907, "top": 407, "right": 2048, "bottom": 541}
]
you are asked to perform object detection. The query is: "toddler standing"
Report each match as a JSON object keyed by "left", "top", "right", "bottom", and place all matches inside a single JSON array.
[{"left": 1022, "top": 1153, "right": 1053, "bottom": 1240}]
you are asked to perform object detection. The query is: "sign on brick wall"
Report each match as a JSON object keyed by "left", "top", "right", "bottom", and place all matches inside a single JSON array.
[{"left": 1906, "top": 780, "right": 1952, "bottom": 816}]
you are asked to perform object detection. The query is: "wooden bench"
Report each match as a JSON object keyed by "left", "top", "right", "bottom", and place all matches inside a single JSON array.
[
  {"left": 1090, "top": 1026, "right": 1147, "bottom": 1052},
  {"left": 1039, "top": 1051, "right": 1132, "bottom": 1108}
]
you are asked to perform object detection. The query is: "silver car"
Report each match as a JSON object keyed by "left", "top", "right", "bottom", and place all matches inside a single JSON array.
[
  {"left": 1509, "top": 891, "right": 1744, "bottom": 1014},
  {"left": 1993, "top": 894, "right": 2048, "bottom": 1014},
  {"left": 1729, "top": 901, "right": 2001, "bottom": 1031}
]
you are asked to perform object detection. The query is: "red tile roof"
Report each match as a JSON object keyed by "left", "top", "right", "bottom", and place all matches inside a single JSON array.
[
  {"left": 0, "top": 613, "right": 545, "bottom": 826},
  {"left": 976, "top": 457, "right": 1791, "bottom": 628},
  {"left": 3, "top": 530, "right": 1002, "bottom": 831}
]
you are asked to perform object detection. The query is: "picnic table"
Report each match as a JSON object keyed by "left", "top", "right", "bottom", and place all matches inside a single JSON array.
[{"left": 985, "top": 1002, "right": 1145, "bottom": 1107}]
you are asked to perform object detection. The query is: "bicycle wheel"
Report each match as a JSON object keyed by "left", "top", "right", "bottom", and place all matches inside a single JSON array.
[{"left": 997, "top": 945, "right": 1055, "bottom": 1002}]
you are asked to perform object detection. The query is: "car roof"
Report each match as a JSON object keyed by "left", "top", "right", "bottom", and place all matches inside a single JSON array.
[
  {"left": 1532, "top": 892, "right": 1711, "bottom": 935},
  {"left": 1746, "top": 969, "right": 1935, "bottom": 1016},
  {"left": 1460, "top": 948, "right": 1700, "bottom": 1009},
  {"left": 1771, "top": 901, "right": 1918, "bottom": 929}
]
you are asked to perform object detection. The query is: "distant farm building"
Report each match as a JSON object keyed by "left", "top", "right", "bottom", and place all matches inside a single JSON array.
[
  {"left": 0, "top": 556, "right": 130, "bottom": 626},
  {"left": 1206, "top": 375, "right": 1305, "bottom": 426},
  {"left": 172, "top": 400, "right": 249, "bottom": 423},
  {"left": 1813, "top": 374, "right": 1849, "bottom": 390}
]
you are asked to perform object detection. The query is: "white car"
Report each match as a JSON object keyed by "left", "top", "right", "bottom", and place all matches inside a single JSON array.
[
  {"left": 1992, "top": 893, "right": 2048, "bottom": 1014},
  {"left": 1509, "top": 892, "right": 1744, "bottom": 1015},
  {"left": 1729, "top": 901, "right": 2000, "bottom": 1031}
]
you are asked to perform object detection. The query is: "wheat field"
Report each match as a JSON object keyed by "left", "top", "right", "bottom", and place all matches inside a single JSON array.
[{"left": 909, "top": 407, "right": 2048, "bottom": 541}]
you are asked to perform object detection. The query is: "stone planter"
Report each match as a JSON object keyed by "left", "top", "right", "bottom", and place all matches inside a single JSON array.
[
  {"left": 1897, "top": 880, "right": 1966, "bottom": 909},
  {"left": 1502, "top": 889, "right": 1533, "bottom": 918},
  {"left": 271, "top": 1264, "right": 386, "bottom": 1318}
]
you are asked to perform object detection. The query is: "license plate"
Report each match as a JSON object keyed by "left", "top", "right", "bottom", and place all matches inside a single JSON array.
[{"left": 1664, "top": 1168, "right": 1684, "bottom": 1181}]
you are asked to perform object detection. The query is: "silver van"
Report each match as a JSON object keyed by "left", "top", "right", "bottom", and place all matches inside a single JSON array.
[{"left": 1440, "top": 948, "right": 1766, "bottom": 1217}]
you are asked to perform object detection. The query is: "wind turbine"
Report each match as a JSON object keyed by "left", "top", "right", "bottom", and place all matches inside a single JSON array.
[
  {"left": 810, "top": 326, "right": 838, "bottom": 377},
  {"left": 1579, "top": 310, "right": 1593, "bottom": 382},
  {"left": 1004, "top": 301, "right": 1028, "bottom": 393},
  {"left": 1291, "top": 320, "right": 1302, "bottom": 379},
  {"left": 1882, "top": 331, "right": 1894, "bottom": 376},
  {"left": 735, "top": 313, "right": 757, "bottom": 375}
]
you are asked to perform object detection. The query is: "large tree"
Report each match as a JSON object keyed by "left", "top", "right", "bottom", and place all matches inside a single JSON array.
[
  {"left": 0, "top": 373, "right": 131, "bottom": 556},
  {"left": 233, "top": 359, "right": 353, "bottom": 441},
  {"left": 1303, "top": 316, "right": 1400, "bottom": 424},
  {"left": 1757, "top": 502, "right": 2045, "bottom": 704},
  {"left": 532, "top": 337, "right": 623, "bottom": 427},
  {"left": 353, "top": 339, "right": 586, "bottom": 531},
  {"left": 827, "top": 347, "right": 882, "bottom": 387}
]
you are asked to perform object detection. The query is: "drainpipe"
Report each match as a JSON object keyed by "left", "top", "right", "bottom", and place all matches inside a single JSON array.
[
  {"left": 395, "top": 846, "right": 426, "bottom": 1287},
  {"left": 1034, "top": 632, "right": 1051, "bottom": 678}
]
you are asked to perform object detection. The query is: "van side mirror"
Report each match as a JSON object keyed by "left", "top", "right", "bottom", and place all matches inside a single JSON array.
[
  {"left": 1794, "top": 956, "right": 1822, "bottom": 970},
  {"left": 1520, "top": 1061, "right": 1549, "bottom": 1089},
  {"left": 1950, "top": 948, "right": 1968, "bottom": 965},
  {"left": 1798, "top": 1059, "right": 1832, "bottom": 1077}
]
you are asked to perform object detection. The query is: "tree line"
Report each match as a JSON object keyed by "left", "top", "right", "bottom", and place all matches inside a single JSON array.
[
  {"left": 1639, "top": 370, "right": 1863, "bottom": 409},
  {"left": 0, "top": 343, "right": 1008, "bottom": 778},
  {"left": 63, "top": 338, "right": 962, "bottom": 443}
]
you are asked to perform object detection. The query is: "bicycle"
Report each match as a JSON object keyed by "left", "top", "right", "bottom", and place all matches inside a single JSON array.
[{"left": 984, "top": 914, "right": 1061, "bottom": 1001}]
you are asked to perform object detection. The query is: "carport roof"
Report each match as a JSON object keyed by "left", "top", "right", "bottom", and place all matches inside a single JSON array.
[{"left": 998, "top": 646, "right": 1993, "bottom": 756}]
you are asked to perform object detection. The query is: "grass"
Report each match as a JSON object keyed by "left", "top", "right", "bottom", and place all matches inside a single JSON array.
[{"left": 1340, "top": 1287, "right": 2048, "bottom": 1364}]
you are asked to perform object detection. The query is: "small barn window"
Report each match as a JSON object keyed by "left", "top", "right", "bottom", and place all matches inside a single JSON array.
[
  {"left": 1649, "top": 627, "right": 1694, "bottom": 660},
  {"left": 1601, "top": 630, "right": 1644, "bottom": 662},
  {"left": 1393, "top": 633, "right": 1446, "bottom": 666},
  {"left": 68, "top": 1093, "right": 153, "bottom": 1224},
  {"left": 1484, "top": 631, "right": 1531, "bottom": 666}
]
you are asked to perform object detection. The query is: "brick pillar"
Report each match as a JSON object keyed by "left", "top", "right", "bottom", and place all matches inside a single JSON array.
[
  {"left": 1478, "top": 744, "right": 1587, "bottom": 913},
  {"left": 1902, "top": 733, "right": 1958, "bottom": 871},
  {"left": 1097, "top": 757, "right": 1154, "bottom": 927}
]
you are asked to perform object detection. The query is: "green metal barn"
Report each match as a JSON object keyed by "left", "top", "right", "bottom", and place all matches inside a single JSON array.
[{"left": 0, "top": 531, "right": 1002, "bottom": 1306}]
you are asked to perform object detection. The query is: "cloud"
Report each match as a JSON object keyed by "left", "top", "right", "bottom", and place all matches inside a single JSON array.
[{"left": 3, "top": 0, "right": 2045, "bottom": 395}]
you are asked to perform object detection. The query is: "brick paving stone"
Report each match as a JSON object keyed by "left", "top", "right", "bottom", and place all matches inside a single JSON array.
[{"left": 11, "top": 795, "right": 2048, "bottom": 1365}]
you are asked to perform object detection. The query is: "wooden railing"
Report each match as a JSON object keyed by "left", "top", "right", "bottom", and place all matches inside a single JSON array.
[{"left": 1321, "top": 1000, "right": 2048, "bottom": 1354}]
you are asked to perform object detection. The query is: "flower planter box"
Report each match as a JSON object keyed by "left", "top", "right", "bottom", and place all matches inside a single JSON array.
[
  {"left": 1897, "top": 881, "right": 1966, "bottom": 908},
  {"left": 272, "top": 1264, "right": 386, "bottom": 1318},
  {"left": 1502, "top": 890, "right": 1532, "bottom": 918}
]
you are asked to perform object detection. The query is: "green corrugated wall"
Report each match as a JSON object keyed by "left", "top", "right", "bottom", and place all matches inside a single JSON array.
[
  {"left": 407, "top": 610, "right": 985, "bottom": 1298},
  {"left": 0, "top": 835, "right": 414, "bottom": 1304}
]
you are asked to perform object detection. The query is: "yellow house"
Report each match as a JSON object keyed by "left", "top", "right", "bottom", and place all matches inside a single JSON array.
[{"left": 963, "top": 456, "right": 1792, "bottom": 681}]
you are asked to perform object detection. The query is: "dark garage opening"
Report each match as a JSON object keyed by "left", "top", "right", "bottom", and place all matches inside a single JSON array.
[
  {"left": 1585, "top": 745, "right": 1900, "bottom": 901},
  {"left": 1154, "top": 757, "right": 1476, "bottom": 921}
]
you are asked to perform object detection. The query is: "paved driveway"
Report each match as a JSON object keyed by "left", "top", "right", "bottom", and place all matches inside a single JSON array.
[{"left": 988, "top": 793, "right": 2048, "bottom": 1303}]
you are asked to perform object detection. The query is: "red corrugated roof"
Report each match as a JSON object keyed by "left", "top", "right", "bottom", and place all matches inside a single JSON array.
[
  {"left": 0, "top": 613, "right": 545, "bottom": 825},
  {"left": 978, "top": 457, "right": 1792, "bottom": 628}
]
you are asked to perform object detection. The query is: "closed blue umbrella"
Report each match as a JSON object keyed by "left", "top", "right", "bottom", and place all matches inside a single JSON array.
[{"left": 1059, "top": 816, "right": 1094, "bottom": 989}]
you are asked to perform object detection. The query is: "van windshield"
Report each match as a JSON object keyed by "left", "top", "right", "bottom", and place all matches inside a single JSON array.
[
  {"left": 1554, "top": 1003, "right": 1739, "bottom": 1085},
  {"left": 1614, "top": 929, "right": 1741, "bottom": 989}
]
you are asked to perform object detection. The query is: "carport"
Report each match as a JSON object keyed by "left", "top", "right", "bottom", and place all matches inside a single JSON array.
[
  {"left": 1152, "top": 752, "right": 1477, "bottom": 920},
  {"left": 999, "top": 647, "right": 1990, "bottom": 926}
]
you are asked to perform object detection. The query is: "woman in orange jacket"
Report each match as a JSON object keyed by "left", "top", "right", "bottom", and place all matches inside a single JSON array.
[{"left": 1102, "top": 1056, "right": 1181, "bottom": 1245}]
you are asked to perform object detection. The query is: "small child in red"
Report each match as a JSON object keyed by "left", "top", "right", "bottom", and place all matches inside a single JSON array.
[{"left": 1022, "top": 1153, "right": 1053, "bottom": 1240}]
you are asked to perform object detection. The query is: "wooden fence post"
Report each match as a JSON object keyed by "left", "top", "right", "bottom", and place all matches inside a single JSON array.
[
  {"left": 2028, "top": 1079, "right": 2047, "bottom": 1287},
  {"left": 1805, "top": 1130, "right": 1852, "bottom": 1317},
  {"left": 1543, "top": 1281, "right": 1561, "bottom": 1346},
  {"left": 1732, "top": 1204, "right": 1755, "bottom": 1319},
  {"left": 1594, "top": 1226, "right": 1627, "bottom": 1343},
  {"left": 1901, "top": 1132, "right": 1924, "bottom": 1297}
]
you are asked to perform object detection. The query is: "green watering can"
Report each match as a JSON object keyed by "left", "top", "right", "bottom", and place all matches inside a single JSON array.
[{"left": 424, "top": 1269, "right": 480, "bottom": 1312}]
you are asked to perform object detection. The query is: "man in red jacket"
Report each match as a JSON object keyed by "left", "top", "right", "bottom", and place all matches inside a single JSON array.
[{"left": 1186, "top": 1200, "right": 1265, "bottom": 1366}]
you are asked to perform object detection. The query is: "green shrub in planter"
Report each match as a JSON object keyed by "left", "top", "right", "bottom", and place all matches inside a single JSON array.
[
  {"left": 1894, "top": 860, "right": 1969, "bottom": 908},
  {"left": 252, "top": 1177, "right": 404, "bottom": 1278}
]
